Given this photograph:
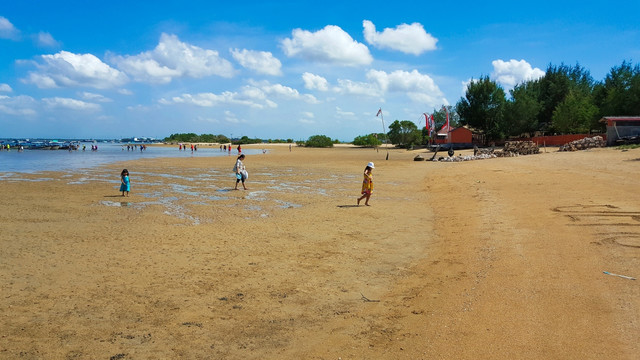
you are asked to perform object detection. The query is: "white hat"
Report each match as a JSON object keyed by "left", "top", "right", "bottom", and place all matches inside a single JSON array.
[{"left": 367, "top": 162, "right": 375, "bottom": 168}]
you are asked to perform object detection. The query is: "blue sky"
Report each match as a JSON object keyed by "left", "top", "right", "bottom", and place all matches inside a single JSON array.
[{"left": 1, "top": 1, "right": 638, "bottom": 141}]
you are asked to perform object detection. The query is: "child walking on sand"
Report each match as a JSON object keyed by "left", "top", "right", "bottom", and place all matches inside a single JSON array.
[
  {"left": 120, "top": 169, "right": 130, "bottom": 197},
  {"left": 357, "top": 162, "right": 374, "bottom": 206}
]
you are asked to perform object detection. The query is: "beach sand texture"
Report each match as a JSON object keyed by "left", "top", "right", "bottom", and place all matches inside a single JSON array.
[{"left": 1, "top": 145, "right": 639, "bottom": 359}]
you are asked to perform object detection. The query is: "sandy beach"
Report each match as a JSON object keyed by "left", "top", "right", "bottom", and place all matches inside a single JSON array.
[{"left": 1, "top": 144, "right": 638, "bottom": 359}]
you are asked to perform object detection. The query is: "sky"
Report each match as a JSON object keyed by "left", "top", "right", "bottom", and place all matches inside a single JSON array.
[{"left": 1, "top": 1, "right": 639, "bottom": 141}]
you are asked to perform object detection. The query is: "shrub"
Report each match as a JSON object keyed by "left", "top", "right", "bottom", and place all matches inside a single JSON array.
[{"left": 304, "top": 135, "right": 334, "bottom": 148}]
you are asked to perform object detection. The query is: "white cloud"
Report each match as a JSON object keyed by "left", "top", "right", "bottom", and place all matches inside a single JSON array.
[
  {"left": 24, "top": 51, "right": 128, "bottom": 89},
  {"left": 80, "top": 92, "right": 112, "bottom": 102},
  {"left": 336, "top": 106, "right": 356, "bottom": 117},
  {"left": 160, "top": 91, "right": 267, "bottom": 109},
  {"left": 491, "top": 59, "right": 544, "bottom": 88},
  {"left": 35, "top": 32, "right": 60, "bottom": 47},
  {"left": 363, "top": 20, "right": 437, "bottom": 55},
  {"left": 335, "top": 78, "right": 382, "bottom": 97},
  {"left": 247, "top": 80, "right": 319, "bottom": 104},
  {"left": 230, "top": 48, "right": 282, "bottom": 76},
  {"left": 367, "top": 69, "right": 446, "bottom": 107},
  {"left": 301, "top": 111, "right": 314, "bottom": 118},
  {"left": 111, "top": 33, "right": 234, "bottom": 84},
  {"left": 0, "top": 83, "right": 12, "bottom": 92},
  {"left": 43, "top": 97, "right": 101, "bottom": 111},
  {"left": 302, "top": 72, "right": 329, "bottom": 91},
  {"left": 0, "top": 95, "right": 37, "bottom": 116},
  {"left": 0, "top": 16, "right": 19, "bottom": 40},
  {"left": 281, "top": 25, "right": 372, "bottom": 66},
  {"left": 118, "top": 88, "right": 134, "bottom": 95}
]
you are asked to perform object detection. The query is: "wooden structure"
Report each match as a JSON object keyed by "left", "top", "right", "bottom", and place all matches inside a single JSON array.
[{"left": 600, "top": 116, "right": 640, "bottom": 145}]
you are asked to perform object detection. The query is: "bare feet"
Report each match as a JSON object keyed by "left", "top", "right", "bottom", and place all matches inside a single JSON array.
[{"left": 357, "top": 198, "right": 361, "bottom": 205}]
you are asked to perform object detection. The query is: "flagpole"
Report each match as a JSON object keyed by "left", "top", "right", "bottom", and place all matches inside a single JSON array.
[{"left": 377, "top": 108, "right": 389, "bottom": 160}]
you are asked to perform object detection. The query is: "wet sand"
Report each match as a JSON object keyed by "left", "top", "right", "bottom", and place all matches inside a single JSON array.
[{"left": 1, "top": 145, "right": 639, "bottom": 359}]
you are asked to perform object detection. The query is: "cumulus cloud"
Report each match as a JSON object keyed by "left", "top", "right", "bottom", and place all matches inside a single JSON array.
[
  {"left": 248, "top": 80, "right": 318, "bottom": 104},
  {"left": 335, "top": 78, "right": 382, "bottom": 98},
  {"left": 363, "top": 20, "right": 437, "bottom": 55},
  {"left": 230, "top": 48, "right": 282, "bottom": 76},
  {"left": 0, "top": 83, "right": 12, "bottom": 92},
  {"left": 160, "top": 80, "right": 317, "bottom": 109},
  {"left": 42, "top": 97, "right": 101, "bottom": 111},
  {"left": 302, "top": 72, "right": 329, "bottom": 91},
  {"left": 491, "top": 59, "right": 544, "bottom": 88},
  {"left": 160, "top": 91, "right": 269, "bottom": 109},
  {"left": 35, "top": 32, "right": 60, "bottom": 47},
  {"left": 366, "top": 69, "right": 446, "bottom": 106},
  {"left": 111, "top": 33, "right": 234, "bottom": 84},
  {"left": 24, "top": 51, "right": 128, "bottom": 89},
  {"left": 0, "top": 95, "right": 37, "bottom": 116},
  {"left": 0, "top": 16, "right": 19, "bottom": 40},
  {"left": 281, "top": 25, "right": 372, "bottom": 66}
]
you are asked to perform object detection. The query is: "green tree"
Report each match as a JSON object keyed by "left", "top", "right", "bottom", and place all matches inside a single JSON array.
[
  {"left": 538, "top": 63, "right": 595, "bottom": 132},
  {"left": 594, "top": 61, "right": 640, "bottom": 117},
  {"left": 552, "top": 90, "right": 599, "bottom": 133},
  {"left": 505, "top": 81, "right": 542, "bottom": 136},
  {"left": 353, "top": 133, "right": 383, "bottom": 147},
  {"left": 387, "top": 120, "right": 422, "bottom": 148},
  {"left": 456, "top": 76, "right": 507, "bottom": 143},
  {"left": 305, "top": 135, "right": 334, "bottom": 147}
]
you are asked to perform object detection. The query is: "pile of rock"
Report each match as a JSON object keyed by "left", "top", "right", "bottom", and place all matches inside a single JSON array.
[
  {"left": 435, "top": 153, "right": 497, "bottom": 162},
  {"left": 495, "top": 141, "right": 540, "bottom": 157},
  {"left": 558, "top": 136, "right": 606, "bottom": 151}
]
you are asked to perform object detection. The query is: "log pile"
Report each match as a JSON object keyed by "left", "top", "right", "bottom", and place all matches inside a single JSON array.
[
  {"left": 495, "top": 141, "right": 539, "bottom": 157},
  {"left": 558, "top": 136, "right": 606, "bottom": 151}
]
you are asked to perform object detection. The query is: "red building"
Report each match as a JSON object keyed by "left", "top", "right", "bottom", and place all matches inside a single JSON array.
[{"left": 434, "top": 126, "right": 480, "bottom": 148}]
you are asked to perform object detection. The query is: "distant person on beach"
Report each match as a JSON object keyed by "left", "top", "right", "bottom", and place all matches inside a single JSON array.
[
  {"left": 233, "top": 154, "right": 248, "bottom": 190},
  {"left": 120, "top": 169, "right": 130, "bottom": 197},
  {"left": 357, "top": 162, "right": 374, "bottom": 206},
  {"left": 237, "top": 144, "right": 242, "bottom": 154}
]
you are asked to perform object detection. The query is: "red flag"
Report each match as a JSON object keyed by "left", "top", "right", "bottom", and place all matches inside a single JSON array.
[
  {"left": 440, "top": 106, "right": 450, "bottom": 132},
  {"left": 424, "top": 113, "right": 429, "bottom": 131},
  {"left": 376, "top": 108, "right": 382, "bottom": 117}
]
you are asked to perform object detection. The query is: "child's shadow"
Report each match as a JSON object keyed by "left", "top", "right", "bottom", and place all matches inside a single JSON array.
[
  {"left": 337, "top": 205, "right": 359, "bottom": 208},
  {"left": 104, "top": 195, "right": 127, "bottom": 198}
]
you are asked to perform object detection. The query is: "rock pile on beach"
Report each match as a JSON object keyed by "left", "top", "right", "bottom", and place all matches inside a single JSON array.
[
  {"left": 495, "top": 141, "right": 540, "bottom": 157},
  {"left": 435, "top": 153, "right": 497, "bottom": 162},
  {"left": 558, "top": 136, "right": 606, "bottom": 151}
]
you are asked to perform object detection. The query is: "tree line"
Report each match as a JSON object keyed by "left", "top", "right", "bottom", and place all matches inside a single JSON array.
[{"left": 357, "top": 61, "right": 640, "bottom": 147}]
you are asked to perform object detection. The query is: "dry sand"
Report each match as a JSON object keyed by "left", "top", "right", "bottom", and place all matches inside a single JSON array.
[{"left": 1, "top": 145, "right": 639, "bottom": 359}]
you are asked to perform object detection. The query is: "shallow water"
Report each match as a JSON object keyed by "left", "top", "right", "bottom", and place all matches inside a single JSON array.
[{"left": 0, "top": 143, "right": 262, "bottom": 173}]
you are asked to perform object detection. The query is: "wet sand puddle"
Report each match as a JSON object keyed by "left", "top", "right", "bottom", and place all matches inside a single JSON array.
[{"left": 86, "top": 167, "right": 349, "bottom": 225}]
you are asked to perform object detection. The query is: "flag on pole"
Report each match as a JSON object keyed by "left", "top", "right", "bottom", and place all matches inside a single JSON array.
[
  {"left": 424, "top": 113, "right": 430, "bottom": 132},
  {"left": 439, "top": 106, "right": 450, "bottom": 132},
  {"left": 376, "top": 108, "right": 382, "bottom": 117}
]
